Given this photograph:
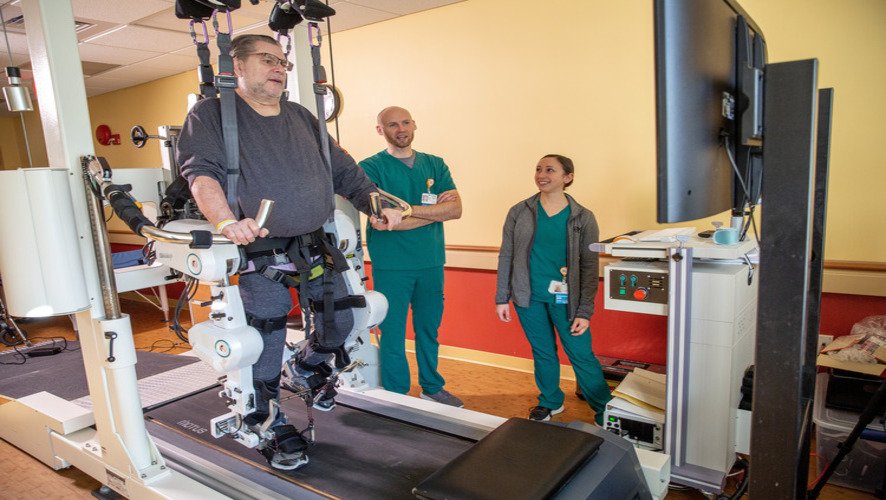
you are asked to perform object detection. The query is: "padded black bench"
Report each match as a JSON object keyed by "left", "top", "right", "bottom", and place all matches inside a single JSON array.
[{"left": 413, "top": 418, "right": 604, "bottom": 500}]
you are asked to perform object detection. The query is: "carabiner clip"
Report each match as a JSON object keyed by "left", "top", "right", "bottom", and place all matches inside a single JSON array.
[
  {"left": 277, "top": 31, "right": 293, "bottom": 59},
  {"left": 189, "top": 19, "right": 210, "bottom": 45},
  {"left": 308, "top": 21, "right": 322, "bottom": 48},
  {"left": 212, "top": 9, "right": 234, "bottom": 36}
]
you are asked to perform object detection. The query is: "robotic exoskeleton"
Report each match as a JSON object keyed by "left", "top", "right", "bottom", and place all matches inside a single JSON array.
[{"left": 85, "top": 155, "right": 408, "bottom": 470}]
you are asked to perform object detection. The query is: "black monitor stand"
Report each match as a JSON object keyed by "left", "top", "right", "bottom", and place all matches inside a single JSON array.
[{"left": 749, "top": 59, "right": 836, "bottom": 498}]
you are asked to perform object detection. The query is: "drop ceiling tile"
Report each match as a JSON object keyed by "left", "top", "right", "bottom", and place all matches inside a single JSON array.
[
  {"left": 81, "top": 60, "right": 120, "bottom": 76},
  {"left": 135, "top": 11, "right": 200, "bottom": 34},
  {"left": 0, "top": 3, "right": 24, "bottom": 34},
  {"left": 341, "top": 0, "right": 463, "bottom": 16},
  {"left": 135, "top": 52, "right": 199, "bottom": 73},
  {"left": 71, "top": 0, "right": 173, "bottom": 24},
  {"left": 78, "top": 43, "right": 162, "bottom": 65},
  {"left": 83, "top": 25, "right": 193, "bottom": 53},
  {"left": 85, "top": 82, "right": 121, "bottom": 97},
  {"left": 232, "top": 22, "right": 282, "bottom": 38},
  {"left": 0, "top": 51, "right": 29, "bottom": 68},
  {"left": 325, "top": 2, "right": 397, "bottom": 33},
  {"left": 230, "top": 0, "right": 278, "bottom": 21},
  {"left": 0, "top": 31, "right": 29, "bottom": 55},
  {"left": 84, "top": 73, "right": 130, "bottom": 86},
  {"left": 136, "top": 5, "right": 274, "bottom": 34},
  {"left": 92, "top": 64, "right": 164, "bottom": 83}
]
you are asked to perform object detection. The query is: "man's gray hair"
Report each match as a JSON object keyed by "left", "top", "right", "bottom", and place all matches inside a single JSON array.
[{"left": 230, "top": 34, "right": 280, "bottom": 60}]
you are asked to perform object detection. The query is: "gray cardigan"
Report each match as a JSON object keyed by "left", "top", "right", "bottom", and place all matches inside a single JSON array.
[{"left": 495, "top": 193, "right": 600, "bottom": 320}]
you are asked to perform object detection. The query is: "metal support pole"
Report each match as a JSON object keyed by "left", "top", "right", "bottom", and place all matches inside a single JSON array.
[
  {"left": 665, "top": 246, "right": 692, "bottom": 468},
  {"left": 20, "top": 0, "right": 157, "bottom": 472},
  {"left": 749, "top": 59, "right": 819, "bottom": 498}
]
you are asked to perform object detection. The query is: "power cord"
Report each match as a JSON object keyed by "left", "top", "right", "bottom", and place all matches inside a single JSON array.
[
  {"left": 135, "top": 338, "right": 187, "bottom": 353},
  {"left": 170, "top": 276, "right": 199, "bottom": 343},
  {"left": 0, "top": 336, "right": 71, "bottom": 365}
]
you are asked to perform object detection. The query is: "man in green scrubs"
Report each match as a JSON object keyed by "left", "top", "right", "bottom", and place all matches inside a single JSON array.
[{"left": 359, "top": 106, "right": 464, "bottom": 407}]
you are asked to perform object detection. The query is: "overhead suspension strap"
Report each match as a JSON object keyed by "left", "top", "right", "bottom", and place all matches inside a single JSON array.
[
  {"left": 190, "top": 20, "right": 217, "bottom": 99},
  {"left": 307, "top": 21, "right": 332, "bottom": 172},
  {"left": 212, "top": 9, "right": 242, "bottom": 218},
  {"left": 175, "top": 0, "right": 216, "bottom": 99},
  {"left": 271, "top": 1, "right": 336, "bottom": 172},
  {"left": 175, "top": 1, "right": 242, "bottom": 217}
]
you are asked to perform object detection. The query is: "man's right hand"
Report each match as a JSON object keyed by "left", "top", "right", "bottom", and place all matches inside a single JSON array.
[{"left": 220, "top": 218, "right": 269, "bottom": 245}]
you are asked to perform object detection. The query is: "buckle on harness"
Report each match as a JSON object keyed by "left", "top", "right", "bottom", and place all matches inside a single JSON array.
[{"left": 215, "top": 73, "right": 238, "bottom": 89}]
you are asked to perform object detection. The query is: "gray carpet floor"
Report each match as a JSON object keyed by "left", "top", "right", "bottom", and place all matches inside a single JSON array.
[{"left": 0, "top": 341, "right": 200, "bottom": 401}]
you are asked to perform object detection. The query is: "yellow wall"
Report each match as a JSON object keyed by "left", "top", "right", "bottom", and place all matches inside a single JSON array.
[
  {"left": 0, "top": 103, "right": 47, "bottom": 169},
  {"left": 0, "top": 70, "right": 192, "bottom": 171},
  {"left": 325, "top": 0, "right": 885, "bottom": 263},
  {"left": 87, "top": 71, "right": 197, "bottom": 168},
  {"left": 331, "top": 0, "right": 658, "bottom": 249},
  {"left": 0, "top": 116, "right": 23, "bottom": 168},
  {"left": 738, "top": 0, "right": 886, "bottom": 261}
]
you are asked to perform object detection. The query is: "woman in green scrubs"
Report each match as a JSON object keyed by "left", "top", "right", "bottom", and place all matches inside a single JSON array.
[{"left": 495, "top": 154, "right": 611, "bottom": 424}]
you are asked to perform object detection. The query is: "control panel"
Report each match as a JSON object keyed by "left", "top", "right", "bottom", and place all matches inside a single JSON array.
[{"left": 604, "top": 260, "right": 669, "bottom": 315}]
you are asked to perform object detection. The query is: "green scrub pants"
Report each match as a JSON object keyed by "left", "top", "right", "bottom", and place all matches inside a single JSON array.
[
  {"left": 372, "top": 266, "right": 445, "bottom": 394},
  {"left": 515, "top": 300, "right": 611, "bottom": 424}
]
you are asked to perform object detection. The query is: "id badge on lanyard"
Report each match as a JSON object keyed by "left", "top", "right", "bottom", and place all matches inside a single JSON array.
[
  {"left": 421, "top": 178, "right": 437, "bottom": 205},
  {"left": 548, "top": 266, "right": 568, "bottom": 304}
]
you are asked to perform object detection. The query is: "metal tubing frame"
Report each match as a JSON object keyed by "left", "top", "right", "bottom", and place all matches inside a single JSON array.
[
  {"left": 18, "top": 1, "right": 221, "bottom": 496},
  {"left": 749, "top": 59, "right": 821, "bottom": 498}
]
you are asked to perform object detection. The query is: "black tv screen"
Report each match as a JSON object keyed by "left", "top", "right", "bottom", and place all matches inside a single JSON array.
[{"left": 654, "top": 0, "right": 766, "bottom": 224}]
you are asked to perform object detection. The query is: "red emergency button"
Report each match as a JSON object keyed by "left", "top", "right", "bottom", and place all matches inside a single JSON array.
[{"left": 633, "top": 288, "right": 648, "bottom": 300}]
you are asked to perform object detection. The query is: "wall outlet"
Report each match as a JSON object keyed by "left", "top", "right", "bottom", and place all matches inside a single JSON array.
[{"left": 818, "top": 334, "right": 834, "bottom": 352}]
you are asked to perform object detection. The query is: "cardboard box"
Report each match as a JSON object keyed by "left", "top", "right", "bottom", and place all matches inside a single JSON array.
[{"left": 816, "top": 352, "right": 886, "bottom": 378}]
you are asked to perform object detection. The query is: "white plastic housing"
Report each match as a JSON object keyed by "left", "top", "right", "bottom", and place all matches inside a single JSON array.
[
  {"left": 0, "top": 168, "right": 89, "bottom": 316},
  {"left": 153, "top": 219, "right": 240, "bottom": 281}
]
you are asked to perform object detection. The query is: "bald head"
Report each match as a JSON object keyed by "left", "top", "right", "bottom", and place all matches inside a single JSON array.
[
  {"left": 376, "top": 106, "right": 417, "bottom": 151},
  {"left": 377, "top": 106, "right": 411, "bottom": 125}
]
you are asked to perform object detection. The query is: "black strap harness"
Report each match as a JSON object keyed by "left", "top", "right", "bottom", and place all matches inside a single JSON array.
[{"left": 242, "top": 228, "right": 361, "bottom": 341}]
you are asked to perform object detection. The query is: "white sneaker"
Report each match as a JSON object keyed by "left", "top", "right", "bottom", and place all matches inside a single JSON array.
[
  {"left": 528, "top": 405, "right": 565, "bottom": 421},
  {"left": 269, "top": 450, "right": 308, "bottom": 471}
]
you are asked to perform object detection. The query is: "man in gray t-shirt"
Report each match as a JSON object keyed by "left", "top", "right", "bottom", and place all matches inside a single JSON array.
[{"left": 177, "top": 34, "right": 401, "bottom": 471}]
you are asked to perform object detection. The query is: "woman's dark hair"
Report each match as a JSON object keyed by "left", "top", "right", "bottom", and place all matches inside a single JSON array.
[
  {"left": 542, "top": 154, "right": 575, "bottom": 188},
  {"left": 230, "top": 34, "right": 279, "bottom": 60}
]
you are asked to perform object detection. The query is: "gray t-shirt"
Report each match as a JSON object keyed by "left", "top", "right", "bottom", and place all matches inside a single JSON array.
[{"left": 177, "top": 95, "right": 376, "bottom": 237}]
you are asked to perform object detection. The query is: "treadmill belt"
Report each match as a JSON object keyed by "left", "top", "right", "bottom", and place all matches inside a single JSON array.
[{"left": 145, "top": 389, "right": 474, "bottom": 499}]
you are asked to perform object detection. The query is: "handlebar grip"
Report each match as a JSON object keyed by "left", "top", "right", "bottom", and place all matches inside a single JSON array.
[
  {"left": 142, "top": 199, "right": 275, "bottom": 245},
  {"left": 369, "top": 192, "right": 384, "bottom": 222}
]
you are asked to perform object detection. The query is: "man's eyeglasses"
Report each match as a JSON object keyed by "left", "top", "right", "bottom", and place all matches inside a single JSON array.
[{"left": 248, "top": 52, "right": 293, "bottom": 71}]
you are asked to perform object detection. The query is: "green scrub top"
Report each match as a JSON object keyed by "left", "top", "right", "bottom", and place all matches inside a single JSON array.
[
  {"left": 529, "top": 201, "right": 571, "bottom": 303},
  {"left": 359, "top": 150, "right": 457, "bottom": 270}
]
